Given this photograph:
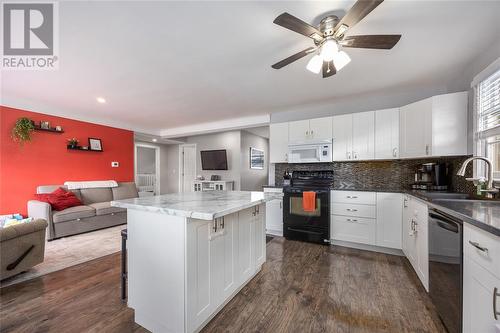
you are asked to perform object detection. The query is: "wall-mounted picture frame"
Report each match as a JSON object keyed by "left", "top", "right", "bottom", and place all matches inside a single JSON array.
[
  {"left": 250, "top": 147, "right": 264, "bottom": 169},
  {"left": 88, "top": 138, "right": 103, "bottom": 151}
]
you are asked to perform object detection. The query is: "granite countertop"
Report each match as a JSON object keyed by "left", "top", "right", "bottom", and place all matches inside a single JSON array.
[{"left": 111, "top": 191, "right": 281, "bottom": 220}]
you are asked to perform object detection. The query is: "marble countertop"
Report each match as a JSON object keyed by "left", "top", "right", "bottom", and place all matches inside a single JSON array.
[{"left": 111, "top": 191, "right": 281, "bottom": 220}]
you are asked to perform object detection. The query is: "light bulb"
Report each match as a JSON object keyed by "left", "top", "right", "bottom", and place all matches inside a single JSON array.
[
  {"left": 320, "top": 39, "right": 338, "bottom": 61},
  {"left": 333, "top": 51, "right": 351, "bottom": 71},
  {"left": 306, "top": 55, "right": 322, "bottom": 74}
]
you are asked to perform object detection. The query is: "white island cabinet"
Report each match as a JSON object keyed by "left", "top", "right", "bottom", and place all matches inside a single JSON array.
[{"left": 112, "top": 191, "right": 274, "bottom": 333}]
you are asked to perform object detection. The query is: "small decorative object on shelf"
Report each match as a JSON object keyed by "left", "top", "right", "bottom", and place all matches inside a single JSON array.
[
  {"left": 11, "top": 117, "right": 35, "bottom": 145},
  {"left": 67, "top": 138, "right": 79, "bottom": 149},
  {"left": 40, "top": 121, "right": 50, "bottom": 129},
  {"left": 55, "top": 125, "right": 63, "bottom": 132},
  {"left": 88, "top": 138, "right": 103, "bottom": 151}
]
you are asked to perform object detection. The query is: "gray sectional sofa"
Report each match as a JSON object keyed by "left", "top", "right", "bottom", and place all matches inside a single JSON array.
[{"left": 27, "top": 182, "right": 138, "bottom": 240}]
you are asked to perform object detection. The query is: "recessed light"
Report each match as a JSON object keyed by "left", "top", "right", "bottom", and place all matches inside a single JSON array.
[
  {"left": 96, "top": 97, "right": 106, "bottom": 104},
  {"left": 152, "top": 138, "right": 158, "bottom": 142}
]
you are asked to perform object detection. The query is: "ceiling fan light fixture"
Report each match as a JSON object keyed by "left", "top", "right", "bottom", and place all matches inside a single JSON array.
[
  {"left": 333, "top": 50, "right": 351, "bottom": 71},
  {"left": 320, "top": 39, "right": 338, "bottom": 61},
  {"left": 306, "top": 54, "right": 323, "bottom": 74}
]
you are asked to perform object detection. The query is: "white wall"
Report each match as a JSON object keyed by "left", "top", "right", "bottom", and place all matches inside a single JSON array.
[
  {"left": 135, "top": 141, "right": 170, "bottom": 195},
  {"left": 240, "top": 131, "right": 269, "bottom": 191},
  {"left": 136, "top": 146, "right": 156, "bottom": 174},
  {"left": 186, "top": 131, "right": 242, "bottom": 190}
]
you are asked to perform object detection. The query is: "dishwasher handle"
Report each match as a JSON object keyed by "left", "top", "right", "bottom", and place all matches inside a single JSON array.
[{"left": 429, "top": 210, "right": 461, "bottom": 233}]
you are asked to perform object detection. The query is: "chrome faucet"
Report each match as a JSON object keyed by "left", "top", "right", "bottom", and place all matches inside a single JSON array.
[{"left": 457, "top": 156, "right": 498, "bottom": 198}]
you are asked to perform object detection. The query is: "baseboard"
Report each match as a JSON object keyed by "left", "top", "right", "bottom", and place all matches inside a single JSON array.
[
  {"left": 330, "top": 239, "right": 404, "bottom": 256},
  {"left": 266, "top": 228, "right": 283, "bottom": 237}
]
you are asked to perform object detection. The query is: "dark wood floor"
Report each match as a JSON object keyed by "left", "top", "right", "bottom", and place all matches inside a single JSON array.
[{"left": 0, "top": 237, "right": 446, "bottom": 333}]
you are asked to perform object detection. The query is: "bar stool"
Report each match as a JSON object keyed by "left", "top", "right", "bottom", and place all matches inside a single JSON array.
[{"left": 121, "top": 228, "right": 127, "bottom": 301}]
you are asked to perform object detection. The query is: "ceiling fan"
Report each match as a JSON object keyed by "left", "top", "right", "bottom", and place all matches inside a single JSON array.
[{"left": 271, "top": 0, "right": 401, "bottom": 78}]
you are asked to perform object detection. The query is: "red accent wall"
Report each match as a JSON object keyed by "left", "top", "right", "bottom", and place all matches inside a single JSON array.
[{"left": 0, "top": 106, "right": 134, "bottom": 215}]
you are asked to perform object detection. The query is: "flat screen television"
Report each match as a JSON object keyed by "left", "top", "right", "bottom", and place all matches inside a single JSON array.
[{"left": 200, "top": 150, "right": 228, "bottom": 170}]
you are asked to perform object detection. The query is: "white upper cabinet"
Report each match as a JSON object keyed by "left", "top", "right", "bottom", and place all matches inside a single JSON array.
[
  {"left": 332, "top": 114, "right": 353, "bottom": 161},
  {"left": 269, "top": 123, "right": 289, "bottom": 163},
  {"left": 400, "top": 91, "right": 468, "bottom": 158},
  {"left": 400, "top": 98, "right": 433, "bottom": 158},
  {"left": 309, "top": 117, "right": 333, "bottom": 140},
  {"left": 432, "top": 91, "right": 468, "bottom": 156},
  {"left": 289, "top": 117, "right": 333, "bottom": 143},
  {"left": 375, "top": 108, "right": 400, "bottom": 159},
  {"left": 288, "top": 120, "right": 310, "bottom": 142},
  {"left": 352, "top": 111, "right": 375, "bottom": 160}
]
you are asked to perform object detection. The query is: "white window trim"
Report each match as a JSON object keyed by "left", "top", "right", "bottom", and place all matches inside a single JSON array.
[{"left": 472, "top": 57, "right": 500, "bottom": 182}]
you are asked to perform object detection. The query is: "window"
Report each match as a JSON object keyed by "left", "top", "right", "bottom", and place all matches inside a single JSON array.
[{"left": 474, "top": 66, "right": 500, "bottom": 180}]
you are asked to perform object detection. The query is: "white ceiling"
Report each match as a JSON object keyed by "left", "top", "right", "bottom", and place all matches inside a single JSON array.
[{"left": 2, "top": 1, "right": 500, "bottom": 135}]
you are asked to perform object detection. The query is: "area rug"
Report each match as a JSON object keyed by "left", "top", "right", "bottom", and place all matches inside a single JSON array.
[{"left": 1, "top": 225, "right": 125, "bottom": 288}]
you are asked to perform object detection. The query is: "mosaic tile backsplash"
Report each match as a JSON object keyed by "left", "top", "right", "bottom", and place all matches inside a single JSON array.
[{"left": 274, "top": 156, "right": 477, "bottom": 195}]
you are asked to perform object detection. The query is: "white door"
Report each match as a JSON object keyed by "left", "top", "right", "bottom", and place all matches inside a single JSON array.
[
  {"left": 238, "top": 208, "right": 254, "bottom": 283},
  {"left": 352, "top": 111, "right": 375, "bottom": 160},
  {"left": 332, "top": 114, "right": 353, "bottom": 161},
  {"left": 265, "top": 199, "right": 283, "bottom": 236},
  {"left": 186, "top": 220, "right": 213, "bottom": 332},
  {"left": 414, "top": 199, "right": 429, "bottom": 291},
  {"left": 376, "top": 193, "right": 402, "bottom": 249},
  {"left": 400, "top": 98, "right": 432, "bottom": 158},
  {"left": 288, "top": 120, "right": 310, "bottom": 142},
  {"left": 180, "top": 144, "right": 196, "bottom": 192},
  {"left": 269, "top": 123, "right": 289, "bottom": 163},
  {"left": 254, "top": 205, "right": 266, "bottom": 267},
  {"left": 375, "top": 108, "right": 400, "bottom": 159},
  {"left": 463, "top": 257, "right": 500, "bottom": 333},
  {"left": 309, "top": 117, "right": 333, "bottom": 140}
]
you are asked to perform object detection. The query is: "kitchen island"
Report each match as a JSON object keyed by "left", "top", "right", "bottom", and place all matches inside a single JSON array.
[{"left": 111, "top": 191, "right": 279, "bottom": 333}]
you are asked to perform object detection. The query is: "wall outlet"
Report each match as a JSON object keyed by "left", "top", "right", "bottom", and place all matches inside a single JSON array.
[{"left": 111, "top": 162, "right": 119, "bottom": 167}]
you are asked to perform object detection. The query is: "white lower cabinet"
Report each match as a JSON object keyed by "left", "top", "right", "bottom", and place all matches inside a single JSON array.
[
  {"left": 376, "top": 193, "right": 403, "bottom": 249},
  {"left": 330, "top": 191, "right": 402, "bottom": 249},
  {"left": 264, "top": 187, "right": 283, "bottom": 236},
  {"left": 186, "top": 204, "right": 265, "bottom": 333},
  {"left": 463, "top": 224, "right": 500, "bottom": 333},
  {"left": 402, "top": 196, "right": 429, "bottom": 291}
]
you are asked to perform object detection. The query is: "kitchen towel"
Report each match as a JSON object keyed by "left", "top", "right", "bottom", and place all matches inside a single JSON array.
[{"left": 302, "top": 191, "right": 316, "bottom": 212}]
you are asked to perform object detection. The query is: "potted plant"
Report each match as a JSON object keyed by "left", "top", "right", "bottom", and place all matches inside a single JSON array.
[
  {"left": 11, "top": 117, "right": 35, "bottom": 145},
  {"left": 67, "top": 138, "right": 79, "bottom": 149}
]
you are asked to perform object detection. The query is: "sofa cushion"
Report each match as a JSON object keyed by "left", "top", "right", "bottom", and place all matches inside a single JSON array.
[
  {"left": 52, "top": 205, "right": 96, "bottom": 223},
  {"left": 112, "top": 182, "right": 138, "bottom": 200},
  {"left": 79, "top": 188, "right": 113, "bottom": 205},
  {"left": 88, "top": 202, "right": 126, "bottom": 216}
]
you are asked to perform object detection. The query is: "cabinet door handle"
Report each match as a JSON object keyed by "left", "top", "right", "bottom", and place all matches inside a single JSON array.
[
  {"left": 306, "top": 130, "right": 309, "bottom": 136},
  {"left": 346, "top": 218, "right": 358, "bottom": 223},
  {"left": 346, "top": 196, "right": 358, "bottom": 199},
  {"left": 347, "top": 151, "right": 351, "bottom": 159},
  {"left": 353, "top": 151, "right": 358, "bottom": 159},
  {"left": 425, "top": 144, "right": 430, "bottom": 155},
  {"left": 221, "top": 217, "right": 225, "bottom": 229},
  {"left": 494, "top": 287, "right": 500, "bottom": 320},
  {"left": 213, "top": 219, "right": 218, "bottom": 232},
  {"left": 285, "top": 153, "right": 288, "bottom": 161},
  {"left": 346, "top": 208, "right": 358, "bottom": 212},
  {"left": 280, "top": 201, "right": 282, "bottom": 209},
  {"left": 392, "top": 147, "right": 398, "bottom": 157},
  {"left": 311, "top": 130, "right": 314, "bottom": 136},
  {"left": 469, "top": 241, "right": 488, "bottom": 253}
]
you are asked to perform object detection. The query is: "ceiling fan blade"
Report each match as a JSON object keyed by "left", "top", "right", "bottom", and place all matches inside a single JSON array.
[
  {"left": 334, "top": 0, "right": 384, "bottom": 35},
  {"left": 322, "top": 61, "right": 336, "bottom": 78},
  {"left": 339, "top": 35, "right": 401, "bottom": 49},
  {"left": 271, "top": 47, "right": 316, "bottom": 69},
  {"left": 273, "top": 12, "right": 323, "bottom": 41}
]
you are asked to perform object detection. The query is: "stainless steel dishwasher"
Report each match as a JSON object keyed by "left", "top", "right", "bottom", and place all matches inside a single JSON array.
[{"left": 428, "top": 208, "right": 463, "bottom": 333}]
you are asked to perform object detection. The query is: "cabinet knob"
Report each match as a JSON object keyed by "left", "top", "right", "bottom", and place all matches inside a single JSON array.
[{"left": 392, "top": 147, "right": 398, "bottom": 157}]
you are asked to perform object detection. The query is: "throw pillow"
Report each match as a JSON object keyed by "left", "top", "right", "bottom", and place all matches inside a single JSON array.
[{"left": 35, "top": 188, "right": 82, "bottom": 211}]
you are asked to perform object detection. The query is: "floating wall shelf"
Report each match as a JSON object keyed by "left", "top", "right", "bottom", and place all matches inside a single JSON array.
[
  {"left": 34, "top": 126, "right": 64, "bottom": 133},
  {"left": 67, "top": 146, "right": 103, "bottom": 152}
]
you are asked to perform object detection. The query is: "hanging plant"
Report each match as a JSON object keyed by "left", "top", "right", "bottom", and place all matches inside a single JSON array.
[{"left": 11, "top": 117, "right": 35, "bottom": 145}]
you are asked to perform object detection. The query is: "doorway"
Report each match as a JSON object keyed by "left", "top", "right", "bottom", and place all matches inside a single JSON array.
[
  {"left": 135, "top": 143, "right": 160, "bottom": 196},
  {"left": 179, "top": 144, "right": 196, "bottom": 192}
]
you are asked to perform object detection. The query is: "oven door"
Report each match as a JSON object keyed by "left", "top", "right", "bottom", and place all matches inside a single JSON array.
[{"left": 283, "top": 188, "right": 330, "bottom": 244}]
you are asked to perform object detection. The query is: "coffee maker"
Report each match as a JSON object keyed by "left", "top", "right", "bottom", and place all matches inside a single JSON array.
[{"left": 411, "top": 163, "right": 449, "bottom": 191}]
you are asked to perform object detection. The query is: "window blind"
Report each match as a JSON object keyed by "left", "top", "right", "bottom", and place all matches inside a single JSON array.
[{"left": 477, "top": 68, "right": 500, "bottom": 138}]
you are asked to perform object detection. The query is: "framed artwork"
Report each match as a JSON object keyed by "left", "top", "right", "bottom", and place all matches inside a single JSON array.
[
  {"left": 88, "top": 138, "right": 103, "bottom": 151},
  {"left": 250, "top": 147, "right": 264, "bottom": 169}
]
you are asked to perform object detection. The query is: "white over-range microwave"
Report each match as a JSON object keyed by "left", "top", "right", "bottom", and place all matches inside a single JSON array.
[{"left": 288, "top": 140, "right": 333, "bottom": 163}]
